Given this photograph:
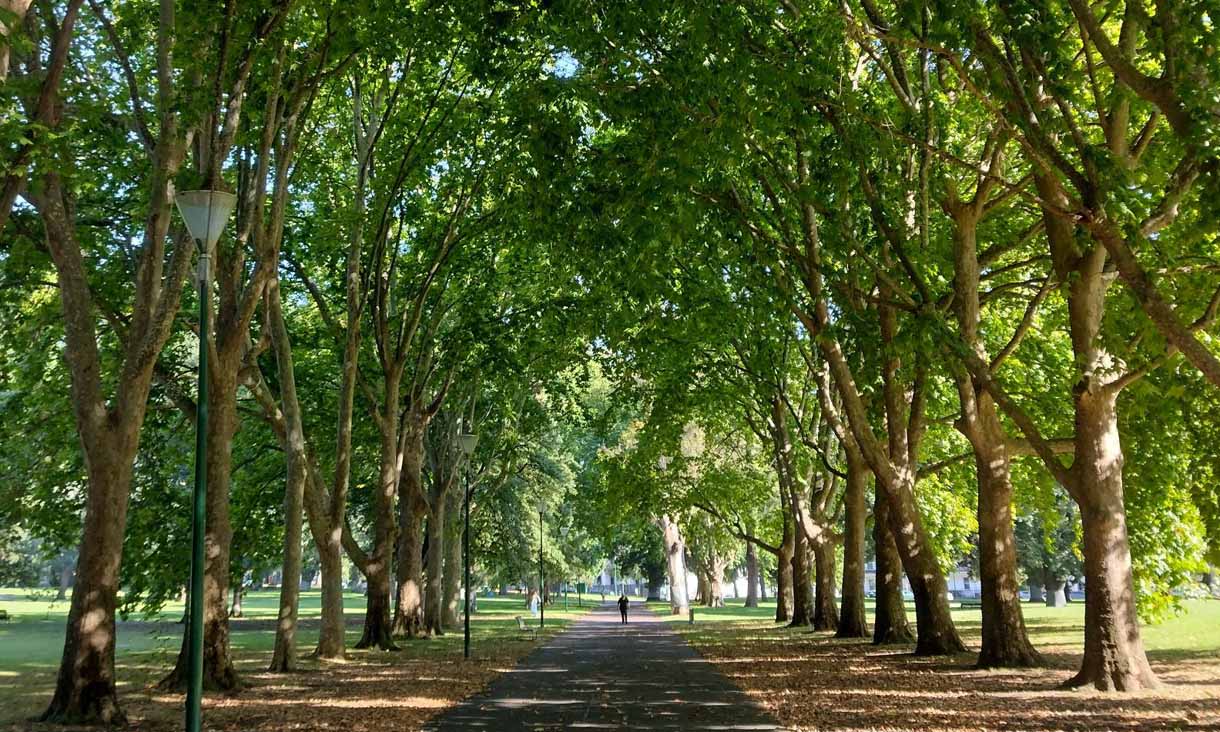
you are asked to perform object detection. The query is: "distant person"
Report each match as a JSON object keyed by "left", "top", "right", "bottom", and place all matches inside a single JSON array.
[{"left": 618, "top": 594, "right": 629, "bottom": 624}]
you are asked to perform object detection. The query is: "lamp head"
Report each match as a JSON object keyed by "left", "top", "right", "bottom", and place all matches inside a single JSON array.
[
  {"left": 459, "top": 432, "right": 479, "bottom": 457},
  {"left": 175, "top": 190, "right": 237, "bottom": 251}
]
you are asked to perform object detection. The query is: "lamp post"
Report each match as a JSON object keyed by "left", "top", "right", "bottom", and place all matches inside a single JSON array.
[
  {"left": 537, "top": 499, "right": 545, "bottom": 629},
  {"left": 459, "top": 431, "right": 479, "bottom": 660},
  {"left": 174, "top": 189, "right": 237, "bottom": 732}
]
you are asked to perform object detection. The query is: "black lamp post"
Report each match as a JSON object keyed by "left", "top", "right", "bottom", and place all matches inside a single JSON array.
[
  {"left": 459, "top": 431, "right": 479, "bottom": 660},
  {"left": 174, "top": 189, "right": 236, "bottom": 732},
  {"left": 537, "top": 499, "right": 545, "bottom": 629}
]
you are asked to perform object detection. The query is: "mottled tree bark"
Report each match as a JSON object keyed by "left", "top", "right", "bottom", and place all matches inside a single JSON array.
[
  {"left": 947, "top": 199, "right": 1041, "bottom": 668},
  {"left": 812, "top": 542, "right": 839, "bottom": 632},
  {"left": 659, "top": 515, "right": 690, "bottom": 613},
  {"left": 836, "top": 447, "right": 869, "bottom": 638},
  {"left": 872, "top": 489, "right": 913, "bottom": 645}
]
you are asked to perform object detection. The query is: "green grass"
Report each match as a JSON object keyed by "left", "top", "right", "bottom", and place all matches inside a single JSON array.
[
  {"left": 0, "top": 587, "right": 593, "bottom": 723},
  {"left": 646, "top": 596, "right": 1220, "bottom": 658}
]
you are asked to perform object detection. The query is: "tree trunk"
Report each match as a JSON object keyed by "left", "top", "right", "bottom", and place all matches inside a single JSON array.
[
  {"left": 1029, "top": 580, "right": 1045, "bottom": 603},
  {"left": 788, "top": 537, "right": 814, "bottom": 628},
  {"left": 358, "top": 420, "right": 402, "bottom": 650},
  {"left": 56, "top": 562, "right": 72, "bottom": 602},
  {"left": 745, "top": 542, "right": 760, "bottom": 608},
  {"left": 392, "top": 490, "right": 426, "bottom": 640},
  {"left": 315, "top": 539, "right": 346, "bottom": 659},
  {"left": 872, "top": 489, "right": 913, "bottom": 645},
  {"left": 1035, "top": 185, "right": 1158, "bottom": 690},
  {"left": 162, "top": 367, "right": 241, "bottom": 692},
  {"left": 269, "top": 282, "right": 308, "bottom": 672},
  {"left": 1067, "top": 388, "right": 1158, "bottom": 690},
  {"left": 391, "top": 420, "right": 426, "bottom": 640},
  {"left": 949, "top": 201, "right": 1041, "bottom": 668},
  {"left": 659, "top": 514, "right": 690, "bottom": 613},
  {"left": 775, "top": 515, "right": 794, "bottom": 623},
  {"left": 812, "top": 542, "right": 839, "bottom": 632},
  {"left": 41, "top": 453, "right": 132, "bottom": 725},
  {"left": 423, "top": 498, "right": 447, "bottom": 636},
  {"left": 837, "top": 450, "right": 869, "bottom": 638},
  {"left": 230, "top": 587, "right": 244, "bottom": 619},
  {"left": 442, "top": 488, "right": 462, "bottom": 629},
  {"left": 498, "top": 583, "right": 508, "bottom": 596},
  {"left": 1046, "top": 580, "right": 1067, "bottom": 608}
]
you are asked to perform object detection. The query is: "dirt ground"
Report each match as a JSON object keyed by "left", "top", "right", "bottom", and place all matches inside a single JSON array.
[{"left": 680, "top": 622, "right": 1220, "bottom": 731}]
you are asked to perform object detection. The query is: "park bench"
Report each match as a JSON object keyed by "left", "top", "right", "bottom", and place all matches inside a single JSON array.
[
  {"left": 515, "top": 616, "right": 537, "bottom": 640},
  {"left": 958, "top": 599, "right": 983, "bottom": 609}
]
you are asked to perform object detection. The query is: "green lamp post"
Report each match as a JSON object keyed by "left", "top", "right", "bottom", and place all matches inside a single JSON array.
[{"left": 174, "top": 189, "right": 236, "bottom": 732}]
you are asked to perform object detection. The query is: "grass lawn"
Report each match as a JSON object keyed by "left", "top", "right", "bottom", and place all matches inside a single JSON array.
[
  {"left": 1, "top": 588, "right": 592, "bottom": 731},
  {"left": 645, "top": 597, "right": 1220, "bottom": 731}
]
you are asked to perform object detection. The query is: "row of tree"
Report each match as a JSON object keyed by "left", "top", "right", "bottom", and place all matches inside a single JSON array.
[{"left": 1, "top": 0, "right": 1218, "bottom": 727}]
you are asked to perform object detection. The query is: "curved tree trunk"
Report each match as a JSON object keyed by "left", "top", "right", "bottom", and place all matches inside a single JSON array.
[
  {"left": 812, "top": 542, "right": 839, "bottom": 632},
  {"left": 837, "top": 449, "right": 869, "bottom": 638},
  {"left": 873, "top": 490, "right": 913, "bottom": 645}
]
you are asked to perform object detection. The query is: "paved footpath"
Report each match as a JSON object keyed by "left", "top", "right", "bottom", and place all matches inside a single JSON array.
[{"left": 424, "top": 602, "right": 783, "bottom": 731}]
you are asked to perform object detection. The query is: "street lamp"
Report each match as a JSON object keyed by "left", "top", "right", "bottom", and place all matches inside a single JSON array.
[
  {"left": 459, "top": 431, "right": 479, "bottom": 660},
  {"left": 174, "top": 189, "right": 236, "bottom": 732},
  {"left": 536, "top": 498, "right": 546, "bottom": 629}
]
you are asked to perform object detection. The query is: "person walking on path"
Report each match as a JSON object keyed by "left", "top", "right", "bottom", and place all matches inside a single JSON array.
[{"left": 618, "top": 594, "right": 629, "bottom": 624}]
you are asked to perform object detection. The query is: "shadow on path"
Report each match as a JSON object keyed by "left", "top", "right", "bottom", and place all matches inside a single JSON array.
[{"left": 424, "top": 603, "right": 783, "bottom": 731}]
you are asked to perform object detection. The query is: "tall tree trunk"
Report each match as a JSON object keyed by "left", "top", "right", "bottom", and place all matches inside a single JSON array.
[
  {"left": 423, "top": 499, "right": 447, "bottom": 635},
  {"left": 948, "top": 200, "right": 1041, "bottom": 668},
  {"left": 837, "top": 448, "right": 869, "bottom": 638},
  {"left": 1029, "top": 580, "right": 1045, "bottom": 603},
  {"left": 972, "top": 426, "right": 1040, "bottom": 667},
  {"left": 775, "top": 512, "right": 794, "bottom": 623},
  {"left": 1035, "top": 179, "right": 1158, "bottom": 690},
  {"left": 163, "top": 365, "right": 241, "bottom": 691},
  {"left": 659, "top": 515, "right": 689, "bottom": 613},
  {"left": 1068, "top": 387, "right": 1157, "bottom": 689},
  {"left": 42, "top": 453, "right": 132, "bottom": 725},
  {"left": 442, "top": 488, "right": 462, "bottom": 629},
  {"left": 392, "top": 491, "right": 426, "bottom": 640},
  {"left": 873, "top": 489, "right": 913, "bottom": 645},
  {"left": 360, "top": 407, "right": 402, "bottom": 650},
  {"left": 268, "top": 282, "right": 306, "bottom": 672},
  {"left": 788, "top": 537, "right": 814, "bottom": 628},
  {"left": 392, "top": 420, "right": 426, "bottom": 640},
  {"left": 745, "top": 542, "right": 760, "bottom": 608},
  {"left": 315, "top": 539, "right": 346, "bottom": 658},
  {"left": 812, "top": 542, "right": 839, "bottom": 632}
]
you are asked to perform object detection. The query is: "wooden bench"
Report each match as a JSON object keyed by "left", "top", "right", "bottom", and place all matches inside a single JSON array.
[
  {"left": 958, "top": 599, "right": 983, "bottom": 609},
  {"left": 515, "top": 616, "right": 537, "bottom": 640}
]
